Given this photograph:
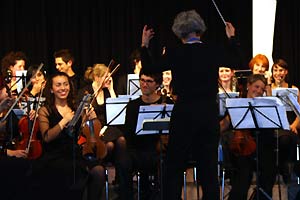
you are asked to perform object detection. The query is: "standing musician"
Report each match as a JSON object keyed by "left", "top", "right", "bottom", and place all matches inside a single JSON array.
[
  {"left": 220, "top": 74, "right": 276, "bottom": 200},
  {"left": 35, "top": 72, "right": 105, "bottom": 200},
  {"left": 120, "top": 69, "right": 174, "bottom": 199},
  {"left": 140, "top": 9, "right": 240, "bottom": 199}
]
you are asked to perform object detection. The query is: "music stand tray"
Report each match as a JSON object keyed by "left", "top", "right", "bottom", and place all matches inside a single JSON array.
[{"left": 135, "top": 104, "right": 173, "bottom": 136}]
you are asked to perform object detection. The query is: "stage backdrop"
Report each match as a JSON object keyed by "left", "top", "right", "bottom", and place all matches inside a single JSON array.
[{"left": 0, "top": 0, "right": 298, "bottom": 87}]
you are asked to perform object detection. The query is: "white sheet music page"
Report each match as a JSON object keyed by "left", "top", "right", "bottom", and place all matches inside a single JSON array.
[
  {"left": 226, "top": 97, "right": 290, "bottom": 130},
  {"left": 272, "top": 88, "right": 299, "bottom": 111},
  {"left": 218, "top": 92, "right": 239, "bottom": 116},
  {"left": 286, "top": 93, "right": 300, "bottom": 119}
]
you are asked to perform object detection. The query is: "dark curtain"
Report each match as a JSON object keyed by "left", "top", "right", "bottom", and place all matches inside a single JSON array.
[
  {"left": 0, "top": 0, "right": 252, "bottom": 78},
  {"left": 273, "top": 0, "right": 300, "bottom": 88}
]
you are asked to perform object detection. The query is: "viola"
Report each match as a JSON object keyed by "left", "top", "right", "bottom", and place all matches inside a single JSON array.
[
  {"left": 229, "top": 130, "right": 256, "bottom": 156},
  {"left": 17, "top": 115, "right": 42, "bottom": 159}
]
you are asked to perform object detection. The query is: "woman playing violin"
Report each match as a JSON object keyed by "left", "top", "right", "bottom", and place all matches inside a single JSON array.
[
  {"left": 0, "top": 75, "right": 32, "bottom": 200},
  {"left": 34, "top": 72, "right": 105, "bottom": 200},
  {"left": 77, "top": 64, "right": 127, "bottom": 181},
  {"left": 220, "top": 74, "right": 276, "bottom": 200}
]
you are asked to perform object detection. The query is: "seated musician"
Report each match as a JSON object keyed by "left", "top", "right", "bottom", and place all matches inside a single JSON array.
[
  {"left": 270, "top": 58, "right": 299, "bottom": 184},
  {"left": 0, "top": 75, "right": 32, "bottom": 200},
  {"left": 77, "top": 64, "right": 127, "bottom": 191},
  {"left": 35, "top": 72, "right": 105, "bottom": 200},
  {"left": 119, "top": 69, "right": 174, "bottom": 199},
  {"left": 220, "top": 74, "right": 276, "bottom": 200}
]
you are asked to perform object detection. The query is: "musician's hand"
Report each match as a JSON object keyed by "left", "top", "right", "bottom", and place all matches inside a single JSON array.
[
  {"left": 225, "top": 22, "right": 235, "bottom": 38},
  {"left": 290, "top": 123, "right": 299, "bottom": 135},
  {"left": 103, "top": 76, "right": 113, "bottom": 89},
  {"left": 0, "top": 97, "right": 14, "bottom": 113},
  {"left": 58, "top": 111, "right": 74, "bottom": 129},
  {"left": 29, "top": 110, "right": 36, "bottom": 121},
  {"left": 7, "top": 149, "right": 28, "bottom": 158},
  {"left": 142, "top": 25, "right": 155, "bottom": 48},
  {"left": 86, "top": 107, "right": 97, "bottom": 120}
]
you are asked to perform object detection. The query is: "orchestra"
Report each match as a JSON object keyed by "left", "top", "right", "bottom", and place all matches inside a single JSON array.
[{"left": 0, "top": 15, "right": 300, "bottom": 200}]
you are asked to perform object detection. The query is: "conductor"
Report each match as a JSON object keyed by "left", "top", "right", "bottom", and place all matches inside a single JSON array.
[{"left": 140, "top": 9, "right": 240, "bottom": 199}]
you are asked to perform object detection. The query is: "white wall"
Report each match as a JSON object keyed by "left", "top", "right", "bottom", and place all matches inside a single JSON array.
[{"left": 253, "top": 0, "right": 277, "bottom": 69}]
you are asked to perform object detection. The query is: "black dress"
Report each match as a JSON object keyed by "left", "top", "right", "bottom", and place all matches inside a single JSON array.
[{"left": 32, "top": 106, "right": 89, "bottom": 200}]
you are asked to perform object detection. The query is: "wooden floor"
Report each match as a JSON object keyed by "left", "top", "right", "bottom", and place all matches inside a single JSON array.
[{"left": 105, "top": 167, "right": 300, "bottom": 200}]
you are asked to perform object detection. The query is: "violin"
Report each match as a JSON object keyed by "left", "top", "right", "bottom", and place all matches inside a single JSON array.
[
  {"left": 16, "top": 85, "right": 45, "bottom": 160},
  {"left": 81, "top": 117, "right": 107, "bottom": 160},
  {"left": 17, "top": 115, "right": 42, "bottom": 159},
  {"left": 229, "top": 130, "right": 256, "bottom": 156},
  {"left": 71, "top": 94, "right": 107, "bottom": 160}
]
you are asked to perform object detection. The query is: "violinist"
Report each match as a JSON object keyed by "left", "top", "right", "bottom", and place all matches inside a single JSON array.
[
  {"left": 77, "top": 64, "right": 127, "bottom": 183},
  {"left": 0, "top": 75, "right": 32, "bottom": 200},
  {"left": 35, "top": 72, "right": 105, "bottom": 200},
  {"left": 1, "top": 51, "right": 27, "bottom": 96},
  {"left": 270, "top": 58, "right": 299, "bottom": 184},
  {"left": 220, "top": 74, "right": 276, "bottom": 200}
]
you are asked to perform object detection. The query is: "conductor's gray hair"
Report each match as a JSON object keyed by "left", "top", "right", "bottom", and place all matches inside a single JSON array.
[{"left": 172, "top": 10, "right": 207, "bottom": 39}]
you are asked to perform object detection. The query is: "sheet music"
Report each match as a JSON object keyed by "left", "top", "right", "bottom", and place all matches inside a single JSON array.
[
  {"left": 106, "top": 97, "right": 131, "bottom": 125},
  {"left": 286, "top": 93, "right": 300, "bottom": 119},
  {"left": 135, "top": 104, "right": 174, "bottom": 135},
  {"left": 15, "top": 70, "right": 27, "bottom": 93},
  {"left": 226, "top": 97, "right": 290, "bottom": 130},
  {"left": 127, "top": 74, "right": 141, "bottom": 96},
  {"left": 218, "top": 92, "right": 239, "bottom": 116},
  {"left": 272, "top": 88, "right": 299, "bottom": 111}
]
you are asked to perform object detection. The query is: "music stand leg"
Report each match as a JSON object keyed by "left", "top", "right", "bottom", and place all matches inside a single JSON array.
[
  {"left": 254, "top": 130, "right": 272, "bottom": 200},
  {"left": 159, "top": 132, "right": 164, "bottom": 200},
  {"left": 275, "top": 130, "right": 282, "bottom": 200}
]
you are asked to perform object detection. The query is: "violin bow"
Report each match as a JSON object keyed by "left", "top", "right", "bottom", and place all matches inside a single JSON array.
[
  {"left": 25, "top": 82, "right": 45, "bottom": 153},
  {"left": 0, "top": 63, "right": 44, "bottom": 123}
]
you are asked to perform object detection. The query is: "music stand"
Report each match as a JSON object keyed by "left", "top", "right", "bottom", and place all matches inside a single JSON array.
[
  {"left": 218, "top": 92, "right": 239, "bottom": 117},
  {"left": 15, "top": 70, "right": 27, "bottom": 94},
  {"left": 106, "top": 97, "right": 131, "bottom": 125},
  {"left": 136, "top": 104, "right": 174, "bottom": 200},
  {"left": 226, "top": 97, "right": 290, "bottom": 200},
  {"left": 272, "top": 88, "right": 299, "bottom": 111},
  {"left": 127, "top": 74, "right": 142, "bottom": 96}
]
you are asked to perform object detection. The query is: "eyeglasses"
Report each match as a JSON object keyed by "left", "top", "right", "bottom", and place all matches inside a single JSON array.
[{"left": 139, "top": 78, "right": 155, "bottom": 84}]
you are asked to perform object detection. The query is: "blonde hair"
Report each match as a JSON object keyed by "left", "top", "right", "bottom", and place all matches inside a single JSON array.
[{"left": 92, "top": 63, "right": 108, "bottom": 77}]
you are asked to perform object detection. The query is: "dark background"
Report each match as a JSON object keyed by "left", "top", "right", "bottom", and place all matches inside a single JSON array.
[{"left": 0, "top": 0, "right": 298, "bottom": 87}]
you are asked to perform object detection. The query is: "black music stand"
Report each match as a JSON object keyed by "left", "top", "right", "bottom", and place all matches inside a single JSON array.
[
  {"left": 127, "top": 74, "right": 141, "bottom": 96},
  {"left": 226, "top": 97, "right": 290, "bottom": 200},
  {"left": 15, "top": 70, "right": 27, "bottom": 94},
  {"left": 136, "top": 104, "right": 174, "bottom": 200}
]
